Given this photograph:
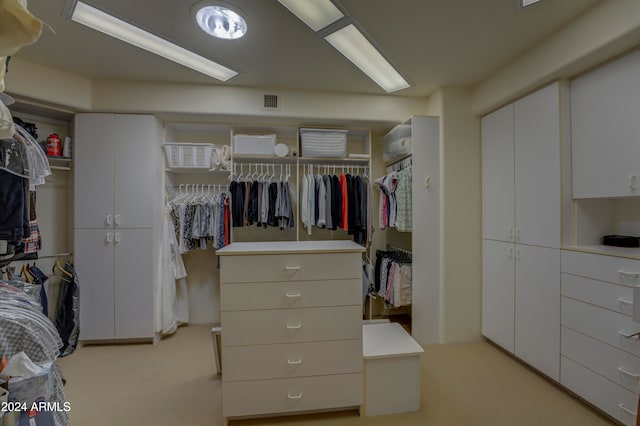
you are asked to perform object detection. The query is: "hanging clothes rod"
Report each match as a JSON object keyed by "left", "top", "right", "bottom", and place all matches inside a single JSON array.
[
  {"left": 31, "top": 252, "right": 72, "bottom": 259},
  {"left": 387, "top": 244, "right": 412, "bottom": 254}
]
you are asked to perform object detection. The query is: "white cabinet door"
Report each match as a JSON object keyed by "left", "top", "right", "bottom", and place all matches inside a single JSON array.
[
  {"left": 482, "top": 104, "right": 514, "bottom": 242},
  {"left": 514, "top": 83, "right": 560, "bottom": 248},
  {"left": 114, "top": 115, "right": 156, "bottom": 229},
  {"left": 515, "top": 244, "right": 560, "bottom": 381},
  {"left": 571, "top": 49, "right": 640, "bottom": 198},
  {"left": 482, "top": 239, "right": 515, "bottom": 352},
  {"left": 74, "top": 114, "right": 115, "bottom": 229},
  {"left": 114, "top": 228, "right": 154, "bottom": 339},
  {"left": 75, "top": 228, "right": 115, "bottom": 340}
]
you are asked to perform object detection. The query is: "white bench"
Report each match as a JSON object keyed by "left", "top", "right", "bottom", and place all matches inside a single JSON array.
[{"left": 362, "top": 322, "right": 424, "bottom": 416}]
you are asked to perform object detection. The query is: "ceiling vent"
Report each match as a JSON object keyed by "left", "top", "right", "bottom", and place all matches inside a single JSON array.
[{"left": 263, "top": 94, "right": 279, "bottom": 110}]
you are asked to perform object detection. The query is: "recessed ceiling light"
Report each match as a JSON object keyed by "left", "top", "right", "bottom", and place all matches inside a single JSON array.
[{"left": 196, "top": 5, "right": 247, "bottom": 40}]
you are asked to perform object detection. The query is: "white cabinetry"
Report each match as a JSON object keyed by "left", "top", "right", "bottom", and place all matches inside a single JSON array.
[
  {"left": 481, "top": 83, "right": 562, "bottom": 381},
  {"left": 571, "top": 49, "right": 640, "bottom": 199},
  {"left": 217, "top": 241, "right": 364, "bottom": 421},
  {"left": 74, "top": 113, "right": 162, "bottom": 341},
  {"left": 561, "top": 250, "right": 640, "bottom": 426}
]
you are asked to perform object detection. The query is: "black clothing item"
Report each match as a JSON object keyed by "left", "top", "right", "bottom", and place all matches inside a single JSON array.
[
  {"left": 230, "top": 181, "right": 245, "bottom": 227},
  {"left": 247, "top": 180, "right": 259, "bottom": 225},
  {"left": 267, "top": 182, "right": 278, "bottom": 227},
  {"left": 57, "top": 263, "right": 80, "bottom": 357},
  {"left": 332, "top": 174, "right": 342, "bottom": 230}
]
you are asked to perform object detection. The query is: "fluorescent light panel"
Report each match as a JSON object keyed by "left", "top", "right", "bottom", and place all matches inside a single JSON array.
[
  {"left": 325, "top": 24, "right": 410, "bottom": 93},
  {"left": 520, "top": 0, "right": 542, "bottom": 8},
  {"left": 71, "top": 1, "right": 238, "bottom": 81},
  {"left": 277, "top": 0, "right": 344, "bottom": 32}
]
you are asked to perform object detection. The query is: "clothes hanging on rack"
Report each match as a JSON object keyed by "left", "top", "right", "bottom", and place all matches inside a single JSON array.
[
  {"left": 54, "top": 261, "right": 79, "bottom": 357},
  {"left": 229, "top": 164, "right": 295, "bottom": 230},
  {"left": 376, "top": 163, "right": 412, "bottom": 232},
  {"left": 302, "top": 166, "right": 369, "bottom": 245},
  {"left": 374, "top": 249, "right": 412, "bottom": 308},
  {"left": 169, "top": 186, "right": 231, "bottom": 253},
  {"left": 0, "top": 280, "right": 68, "bottom": 426},
  {"left": 0, "top": 123, "right": 50, "bottom": 263}
]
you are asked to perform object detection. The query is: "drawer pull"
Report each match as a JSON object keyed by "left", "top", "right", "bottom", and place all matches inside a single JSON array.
[
  {"left": 618, "top": 270, "right": 639, "bottom": 279},
  {"left": 286, "top": 292, "right": 301, "bottom": 298},
  {"left": 618, "top": 330, "right": 640, "bottom": 339},
  {"left": 618, "top": 403, "right": 638, "bottom": 416},
  {"left": 287, "top": 392, "right": 303, "bottom": 400},
  {"left": 286, "top": 323, "right": 302, "bottom": 330},
  {"left": 285, "top": 265, "right": 301, "bottom": 270},
  {"left": 618, "top": 298, "right": 633, "bottom": 306},
  {"left": 287, "top": 358, "right": 303, "bottom": 365},
  {"left": 618, "top": 366, "right": 640, "bottom": 380}
]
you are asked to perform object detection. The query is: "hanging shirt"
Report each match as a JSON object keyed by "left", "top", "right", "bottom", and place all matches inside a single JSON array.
[{"left": 395, "top": 167, "right": 412, "bottom": 232}]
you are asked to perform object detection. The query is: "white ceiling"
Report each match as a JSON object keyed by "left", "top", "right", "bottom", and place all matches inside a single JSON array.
[{"left": 17, "top": 0, "right": 600, "bottom": 98}]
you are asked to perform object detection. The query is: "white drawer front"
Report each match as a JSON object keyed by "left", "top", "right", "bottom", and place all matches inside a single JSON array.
[
  {"left": 221, "top": 306, "right": 361, "bottom": 346},
  {"left": 562, "top": 250, "right": 640, "bottom": 287},
  {"left": 562, "top": 326, "right": 640, "bottom": 394},
  {"left": 223, "top": 373, "right": 362, "bottom": 417},
  {"left": 562, "top": 273, "right": 634, "bottom": 316},
  {"left": 221, "top": 279, "right": 361, "bottom": 311},
  {"left": 562, "top": 297, "right": 640, "bottom": 357},
  {"left": 561, "top": 356, "right": 638, "bottom": 426},
  {"left": 220, "top": 252, "right": 361, "bottom": 283},
  {"left": 222, "top": 339, "right": 362, "bottom": 382}
]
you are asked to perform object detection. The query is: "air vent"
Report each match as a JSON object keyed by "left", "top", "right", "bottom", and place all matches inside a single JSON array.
[{"left": 263, "top": 94, "right": 279, "bottom": 110}]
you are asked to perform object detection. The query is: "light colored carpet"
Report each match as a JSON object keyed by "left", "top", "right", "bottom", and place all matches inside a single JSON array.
[{"left": 56, "top": 324, "right": 614, "bottom": 426}]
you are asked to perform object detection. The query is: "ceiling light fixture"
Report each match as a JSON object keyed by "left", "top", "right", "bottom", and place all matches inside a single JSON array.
[
  {"left": 518, "top": 0, "right": 543, "bottom": 10},
  {"left": 68, "top": 0, "right": 238, "bottom": 81},
  {"left": 324, "top": 24, "right": 410, "bottom": 93},
  {"left": 276, "top": 0, "right": 344, "bottom": 32},
  {"left": 277, "top": 0, "right": 410, "bottom": 93},
  {"left": 195, "top": 5, "right": 247, "bottom": 40}
]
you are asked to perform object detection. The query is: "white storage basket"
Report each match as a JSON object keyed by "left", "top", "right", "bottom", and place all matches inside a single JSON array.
[
  {"left": 164, "top": 143, "right": 215, "bottom": 169},
  {"left": 300, "top": 128, "right": 347, "bottom": 158},
  {"left": 382, "top": 124, "right": 412, "bottom": 163}
]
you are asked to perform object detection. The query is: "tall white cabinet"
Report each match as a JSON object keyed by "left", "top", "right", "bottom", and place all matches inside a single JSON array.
[
  {"left": 481, "top": 82, "right": 562, "bottom": 380},
  {"left": 74, "top": 113, "right": 163, "bottom": 341}
]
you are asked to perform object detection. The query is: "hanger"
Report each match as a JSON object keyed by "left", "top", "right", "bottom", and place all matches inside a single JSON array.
[
  {"left": 21, "top": 264, "right": 33, "bottom": 283},
  {"left": 54, "top": 260, "right": 73, "bottom": 279}
]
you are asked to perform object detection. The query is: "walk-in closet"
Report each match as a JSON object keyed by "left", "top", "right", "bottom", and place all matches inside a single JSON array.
[{"left": 2, "top": 0, "right": 639, "bottom": 425}]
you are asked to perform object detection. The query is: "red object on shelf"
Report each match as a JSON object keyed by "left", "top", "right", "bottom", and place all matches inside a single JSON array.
[{"left": 46, "top": 133, "right": 62, "bottom": 157}]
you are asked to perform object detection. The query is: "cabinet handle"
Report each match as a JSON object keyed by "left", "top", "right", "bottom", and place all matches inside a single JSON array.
[
  {"left": 618, "top": 366, "right": 640, "bottom": 380},
  {"left": 507, "top": 247, "right": 513, "bottom": 259},
  {"left": 287, "top": 392, "right": 303, "bottom": 400},
  {"left": 286, "top": 292, "right": 301, "bottom": 298},
  {"left": 629, "top": 175, "right": 637, "bottom": 191},
  {"left": 287, "top": 358, "right": 303, "bottom": 365},
  {"left": 618, "top": 330, "right": 640, "bottom": 339},
  {"left": 106, "top": 214, "right": 113, "bottom": 226},
  {"left": 115, "top": 214, "right": 121, "bottom": 225},
  {"left": 508, "top": 227, "right": 513, "bottom": 241},
  {"left": 618, "top": 403, "right": 638, "bottom": 416},
  {"left": 618, "top": 298, "right": 633, "bottom": 306},
  {"left": 286, "top": 323, "right": 302, "bottom": 330},
  {"left": 515, "top": 248, "right": 520, "bottom": 261},
  {"left": 515, "top": 228, "right": 520, "bottom": 241},
  {"left": 106, "top": 233, "right": 113, "bottom": 243},
  {"left": 114, "top": 232, "right": 121, "bottom": 243},
  {"left": 285, "top": 265, "right": 301, "bottom": 271},
  {"left": 618, "top": 270, "right": 639, "bottom": 279}
]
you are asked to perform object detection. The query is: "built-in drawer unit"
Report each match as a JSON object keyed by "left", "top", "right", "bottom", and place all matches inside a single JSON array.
[
  {"left": 562, "top": 356, "right": 638, "bottom": 426},
  {"left": 561, "top": 248, "right": 640, "bottom": 425},
  {"left": 222, "top": 373, "right": 363, "bottom": 418},
  {"left": 217, "top": 241, "right": 365, "bottom": 422}
]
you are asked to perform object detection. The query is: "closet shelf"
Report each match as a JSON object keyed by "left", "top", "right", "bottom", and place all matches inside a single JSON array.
[
  {"left": 165, "top": 168, "right": 230, "bottom": 175},
  {"left": 385, "top": 153, "right": 412, "bottom": 167},
  {"left": 232, "top": 154, "right": 297, "bottom": 163},
  {"left": 299, "top": 156, "right": 369, "bottom": 165}
]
